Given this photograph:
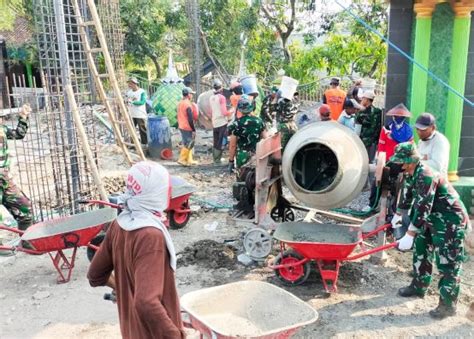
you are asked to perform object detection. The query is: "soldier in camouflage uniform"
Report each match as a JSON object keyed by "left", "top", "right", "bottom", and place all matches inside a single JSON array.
[
  {"left": 355, "top": 90, "right": 382, "bottom": 163},
  {"left": 228, "top": 95, "right": 267, "bottom": 173},
  {"left": 390, "top": 142, "right": 469, "bottom": 319},
  {"left": 1, "top": 104, "right": 32, "bottom": 230},
  {"left": 276, "top": 96, "right": 299, "bottom": 151},
  {"left": 260, "top": 86, "right": 279, "bottom": 126}
]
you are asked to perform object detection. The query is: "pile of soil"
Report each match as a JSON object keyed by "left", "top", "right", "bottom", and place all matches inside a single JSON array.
[{"left": 178, "top": 239, "right": 237, "bottom": 269}]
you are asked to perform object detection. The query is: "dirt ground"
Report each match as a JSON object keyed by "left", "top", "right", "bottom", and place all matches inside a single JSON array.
[{"left": 1, "top": 130, "right": 473, "bottom": 338}]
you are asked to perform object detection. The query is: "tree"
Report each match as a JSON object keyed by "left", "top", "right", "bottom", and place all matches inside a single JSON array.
[
  {"left": 260, "top": 0, "right": 297, "bottom": 63},
  {"left": 120, "top": 0, "right": 187, "bottom": 78},
  {"left": 317, "top": 0, "right": 388, "bottom": 79},
  {"left": 199, "top": 0, "right": 259, "bottom": 74}
]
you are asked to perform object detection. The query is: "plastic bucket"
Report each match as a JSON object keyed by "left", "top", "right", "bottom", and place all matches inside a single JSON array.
[
  {"left": 280, "top": 76, "right": 299, "bottom": 100},
  {"left": 240, "top": 74, "right": 259, "bottom": 96},
  {"left": 147, "top": 115, "right": 172, "bottom": 159}
]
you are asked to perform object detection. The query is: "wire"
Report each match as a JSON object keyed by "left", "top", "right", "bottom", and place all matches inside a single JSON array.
[
  {"left": 190, "top": 196, "right": 233, "bottom": 209},
  {"left": 334, "top": 0, "right": 474, "bottom": 108}
]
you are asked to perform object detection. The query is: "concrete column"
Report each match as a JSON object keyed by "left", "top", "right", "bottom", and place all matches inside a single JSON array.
[
  {"left": 445, "top": 3, "right": 473, "bottom": 181},
  {"left": 409, "top": 2, "right": 436, "bottom": 121}
]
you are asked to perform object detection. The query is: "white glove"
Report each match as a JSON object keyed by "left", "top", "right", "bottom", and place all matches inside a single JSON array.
[
  {"left": 391, "top": 213, "right": 403, "bottom": 229},
  {"left": 397, "top": 233, "right": 414, "bottom": 251}
]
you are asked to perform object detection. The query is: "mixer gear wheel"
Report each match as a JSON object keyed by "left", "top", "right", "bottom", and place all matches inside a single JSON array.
[{"left": 243, "top": 228, "right": 273, "bottom": 260}]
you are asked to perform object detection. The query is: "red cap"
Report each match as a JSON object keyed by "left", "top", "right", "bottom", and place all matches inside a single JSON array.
[{"left": 319, "top": 104, "right": 331, "bottom": 116}]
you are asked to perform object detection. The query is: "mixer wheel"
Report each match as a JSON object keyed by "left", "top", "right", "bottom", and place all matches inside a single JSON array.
[{"left": 274, "top": 250, "right": 311, "bottom": 286}]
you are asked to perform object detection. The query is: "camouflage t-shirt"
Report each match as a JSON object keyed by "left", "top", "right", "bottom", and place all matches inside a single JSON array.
[
  {"left": 0, "top": 117, "right": 29, "bottom": 169},
  {"left": 228, "top": 115, "right": 265, "bottom": 152},
  {"left": 355, "top": 105, "right": 382, "bottom": 148},
  {"left": 276, "top": 99, "right": 298, "bottom": 123},
  {"left": 228, "top": 115, "right": 266, "bottom": 167}
]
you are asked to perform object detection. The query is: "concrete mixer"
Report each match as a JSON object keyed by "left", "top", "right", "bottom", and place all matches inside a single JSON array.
[{"left": 232, "top": 121, "right": 394, "bottom": 261}]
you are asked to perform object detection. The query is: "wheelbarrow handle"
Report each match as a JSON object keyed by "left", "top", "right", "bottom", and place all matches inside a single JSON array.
[
  {"left": 362, "top": 223, "right": 391, "bottom": 240},
  {"left": 0, "top": 224, "right": 24, "bottom": 235},
  {"left": 346, "top": 241, "right": 398, "bottom": 261},
  {"left": 78, "top": 200, "right": 121, "bottom": 209}
]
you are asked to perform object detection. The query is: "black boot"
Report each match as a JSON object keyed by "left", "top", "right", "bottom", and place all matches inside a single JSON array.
[
  {"left": 398, "top": 283, "right": 425, "bottom": 298},
  {"left": 429, "top": 299, "right": 457, "bottom": 319}
]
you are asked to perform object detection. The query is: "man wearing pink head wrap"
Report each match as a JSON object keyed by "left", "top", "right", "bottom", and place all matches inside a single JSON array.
[{"left": 88, "top": 161, "right": 184, "bottom": 339}]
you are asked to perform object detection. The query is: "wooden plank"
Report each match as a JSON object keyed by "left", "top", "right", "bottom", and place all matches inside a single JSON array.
[{"left": 291, "top": 204, "right": 364, "bottom": 224}]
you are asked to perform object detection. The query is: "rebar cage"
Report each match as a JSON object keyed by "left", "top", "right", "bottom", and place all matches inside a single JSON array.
[{"left": 2, "top": 0, "right": 125, "bottom": 222}]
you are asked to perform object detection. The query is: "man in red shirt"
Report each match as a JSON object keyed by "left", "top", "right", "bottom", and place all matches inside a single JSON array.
[
  {"left": 88, "top": 161, "right": 184, "bottom": 339},
  {"left": 323, "top": 77, "right": 346, "bottom": 120},
  {"left": 210, "top": 79, "right": 231, "bottom": 164}
]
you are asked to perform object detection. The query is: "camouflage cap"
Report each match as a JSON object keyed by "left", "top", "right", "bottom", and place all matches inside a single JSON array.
[
  {"left": 390, "top": 142, "right": 420, "bottom": 164},
  {"left": 237, "top": 94, "right": 254, "bottom": 114}
]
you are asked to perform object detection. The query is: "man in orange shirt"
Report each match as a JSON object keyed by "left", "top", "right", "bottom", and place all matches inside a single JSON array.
[
  {"left": 323, "top": 77, "right": 346, "bottom": 120},
  {"left": 176, "top": 87, "right": 198, "bottom": 166}
]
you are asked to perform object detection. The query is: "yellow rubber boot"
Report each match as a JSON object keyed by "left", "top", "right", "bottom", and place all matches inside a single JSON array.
[
  {"left": 178, "top": 147, "right": 189, "bottom": 166},
  {"left": 187, "top": 148, "right": 199, "bottom": 165}
]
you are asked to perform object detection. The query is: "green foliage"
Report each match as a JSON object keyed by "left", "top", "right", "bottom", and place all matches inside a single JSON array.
[
  {"left": 0, "top": 0, "right": 23, "bottom": 30},
  {"left": 284, "top": 0, "right": 388, "bottom": 83},
  {"left": 199, "top": 0, "right": 259, "bottom": 73},
  {"left": 121, "top": 0, "right": 187, "bottom": 78}
]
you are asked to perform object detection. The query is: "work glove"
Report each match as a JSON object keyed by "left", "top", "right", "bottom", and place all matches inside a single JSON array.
[
  {"left": 397, "top": 233, "right": 414, "bottom": 251},
  {"left": 19, "top": 104, "right": 31, "bottom": 119},
  {"left": 391, "top": 213, "right": 403, "bottom": 229},
  {"left": 228, "top": 161, "right": 235, "bottom": 174}
]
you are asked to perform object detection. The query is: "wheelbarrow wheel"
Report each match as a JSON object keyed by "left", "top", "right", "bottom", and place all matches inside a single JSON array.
[
  {"left": 87, "top": 233, "right": 105, "bottom": 262},
  {"left": 274, "top": 250, "right": 311, "bottom": 286},
  {"left": 169, "top": 211, "right": 191, "bottom": 229}
]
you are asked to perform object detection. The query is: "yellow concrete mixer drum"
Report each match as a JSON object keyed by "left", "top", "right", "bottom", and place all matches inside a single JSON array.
[{"left": 281, "top": 122, "right": 369, "bottom": 210}]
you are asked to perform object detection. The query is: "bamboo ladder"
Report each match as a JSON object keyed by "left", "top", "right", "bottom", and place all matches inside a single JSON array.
[{"left": 71, "top": 0, "right": 146, "bottom": 165}]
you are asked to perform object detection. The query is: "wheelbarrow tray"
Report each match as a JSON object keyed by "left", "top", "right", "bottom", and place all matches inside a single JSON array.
[
  {"left": 181, "top": 281, "right": 318, "bottom": 339},
  {"left": 21, "top": 208, "right": 116, "bottom": 252},
  {"left": 171, "top": 176, "right": 196, "bottom": 199},
  {"left": 273, "top": 222, "right": 361, "bottom": 260}
]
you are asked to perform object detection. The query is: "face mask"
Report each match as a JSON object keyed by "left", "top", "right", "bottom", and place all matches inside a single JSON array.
[{"left": 393, "top": 117, "right": 405, "bottom": 124}]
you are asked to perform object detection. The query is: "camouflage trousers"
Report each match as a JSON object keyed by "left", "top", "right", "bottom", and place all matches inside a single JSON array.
[
  {"left": 278, "top": 122, "right": 297, "bottom": 151},
  {"left": 0, "top": 170, "right": 32, "bottom": 230},
  {"left": 412, "top": 211, "right": 467, "bottom": 306}
]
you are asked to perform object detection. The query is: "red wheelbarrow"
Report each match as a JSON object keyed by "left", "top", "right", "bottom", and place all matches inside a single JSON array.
[
  {"left": 181, "top": 281, "right": 318, "bottom": 338},
  {"left": 270, "top": 222, "right": 397, "bottom": 293},
  {"left": 0, "top": 208, "right": 116, "bottom": 283}
]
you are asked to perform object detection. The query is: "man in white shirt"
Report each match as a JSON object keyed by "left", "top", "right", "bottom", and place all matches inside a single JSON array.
[
  {"left": 126, "top": 77, "right": 148, "bottom": 146},
  {"left": 414, "top": 113, "right": 450, "bottom": 178},
  {"left": 209, "top": 79, "right": 231, "bottom": 164},
  {"left": 391, "top": 113, "right": 451, "bottom": 239}
]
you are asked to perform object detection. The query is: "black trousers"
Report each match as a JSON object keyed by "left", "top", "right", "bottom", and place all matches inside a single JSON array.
[
  {"left": 133, "top": 118, "right": 148, "bottom": 145},
  {"left": 213, "top": 125, "right": 227, "bottom": 150}
]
